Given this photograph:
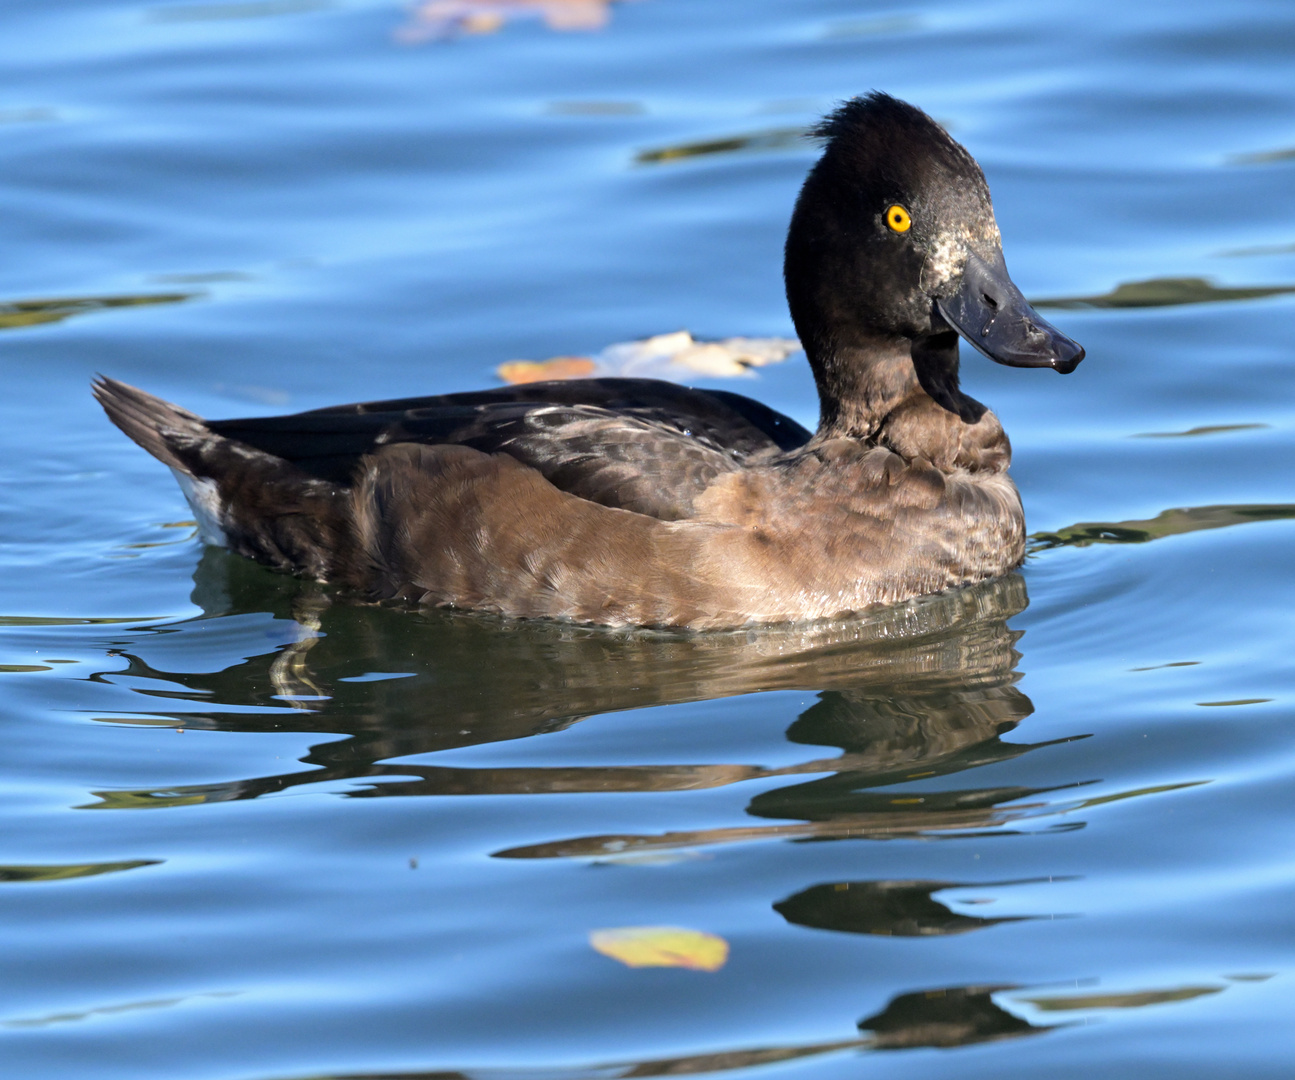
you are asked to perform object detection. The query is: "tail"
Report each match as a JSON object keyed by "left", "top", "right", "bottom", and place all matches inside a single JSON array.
[
  {"left": 93, "top": 377, "right": 354, "bottom": 582},
  {"left": 92, "top": 376, "right": 210, "bottom": 473}
]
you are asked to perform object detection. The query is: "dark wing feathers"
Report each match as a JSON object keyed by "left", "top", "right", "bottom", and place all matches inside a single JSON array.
[
  {"left": 295, "top": 378, "right": 812, "bottom": 453},
  {"left": 103, "top": 376, "right": 812, "bottom": 522}
]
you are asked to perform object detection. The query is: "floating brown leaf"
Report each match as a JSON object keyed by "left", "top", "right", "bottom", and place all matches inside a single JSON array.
[{"left": 497, "top": 357, "right": 596, "bottom": 385}]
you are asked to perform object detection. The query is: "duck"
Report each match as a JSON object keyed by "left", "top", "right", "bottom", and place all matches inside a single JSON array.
[{"left": 95, "top": 92, "right": 1083, "bottom": 630}]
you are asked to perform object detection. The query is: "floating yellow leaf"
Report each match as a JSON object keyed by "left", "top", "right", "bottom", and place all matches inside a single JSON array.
[
  {"left": 497, "top": 357, "right": 597, "bottom": 385},
  {"left": 590, "top": 926, "right": 729, "bottom": 971}
]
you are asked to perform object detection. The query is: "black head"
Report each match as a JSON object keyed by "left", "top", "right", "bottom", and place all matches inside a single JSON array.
[{"left": 784, "top": 93, "right": 1083, "bottom": 380}]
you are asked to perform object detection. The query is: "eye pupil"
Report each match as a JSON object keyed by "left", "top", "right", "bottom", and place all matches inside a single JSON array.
[{"left": 886, "top": 204, "right": 911, "bottom": 232}]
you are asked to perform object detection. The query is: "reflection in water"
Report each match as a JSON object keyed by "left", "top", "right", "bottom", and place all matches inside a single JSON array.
[
  {"left": 231, "top": 978, "right": 1239, "bottom": 1080},
  {"left": 774, "top": 878, "right": 1069, "bottom": 938},
  {"left": 3, "top": 991, "right": 238, "bottom": 1030},
  {"left": 821, "top": 15, "right": 923, "bottom": 38},
  {"left": 1228, "top": 145, "right": 1295, "bottom": 166},
  {"left": 857, "top": 984, "right": 1050, "bottom": 1049},
  {"left": 145, "top": 0, "right": 326, "bottom": 21},
  {"left": 1133, "top": 423, "right": 1268, "bottom": 438},
  {"left": 0, "top": 107, "right": 58, "bottom": 124},
  {"left": 82, "top": 555, "right": 1109, "bottom": 859},
  {"left": 74, "top": 554, "right": 1236, "bottom": 1074},
  {"left": 1018, "top": 985, "right": 1222, "bottom": 1011},
  {"left": 546, "top": 101, "right": 646, "bottom": 116},
  {"left": 249, "top": 1037, "right": 870, "bottom": 1080},
  {"left": 1030, "top": 503, "right": 1295, "bottom": 550},
  {"left": 0, "top": 292, "right": 193, "bottom": 332},
  {"left": 0, "top": 616, "right": 156, "bottom": 627},
  {"left": 494, "top": 622, "right": 1092, "bottom": 856},
  {"left": 234, "top": 975, "right": 1236, "bottom": 1079},
  {"left": 0, "top": 860, "right": 159, "bottom": 883},
  {"left": 1034, "top": 276, "right": 1295, "bottom": 309},
  {"left": 1220, "top": 240, "right": 1295, "bottom": 258},
  {"left": 85, "top": 556, "right": 1045, "bottom": 812},
  {"left": 636, "top": 127, "right": 808, "bottom": 164}
]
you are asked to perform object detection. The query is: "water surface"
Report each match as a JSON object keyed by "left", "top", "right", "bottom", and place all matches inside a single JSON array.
[{"left": 1, "top": 1, "right": 1294, "bottom": 1077}]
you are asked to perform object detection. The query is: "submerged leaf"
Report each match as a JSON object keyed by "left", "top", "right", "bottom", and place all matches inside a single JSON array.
[{"left": 590, "top": 925, "right": 729, "bottom": 971}]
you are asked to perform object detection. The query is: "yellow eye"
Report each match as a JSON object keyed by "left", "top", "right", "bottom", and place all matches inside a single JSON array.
[{"left": 885, "top": 204, "right": 912, "bottom": 233}]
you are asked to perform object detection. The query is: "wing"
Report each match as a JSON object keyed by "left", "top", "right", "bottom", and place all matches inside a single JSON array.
[
  {"left": 298, "top": 378, "right": 811, "bottom": 454},
  {"left": 208, "top": 378, "right": 813, "bottom": 520}
]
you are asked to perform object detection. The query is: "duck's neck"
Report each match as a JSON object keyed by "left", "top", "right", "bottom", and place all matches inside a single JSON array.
[
  {"left": 811, "top": 331, "right": 978, "bottom": 435},
  {"left": 810, "top": 332, "right": 915, "bottom": 439},
  {"left": 811, "top": 331, "right": 1002, "bottom": 469}
]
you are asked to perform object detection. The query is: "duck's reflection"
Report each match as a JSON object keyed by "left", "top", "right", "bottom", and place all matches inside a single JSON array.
[
  {"left": 856, "top": 983, "right": 1048, "bottom": 1049},
  {"left": 86, "top": 553, "right": 1228, "bottom": 1071},
  {"left": 87, "top": 550, "right": 1082, "bottom": 845},
  {"left": 773, "top": 877, "right": 1070, "bottom": 938},
  {"left": 239, "top": 983, "right": 1057, "bottom": 1079}
]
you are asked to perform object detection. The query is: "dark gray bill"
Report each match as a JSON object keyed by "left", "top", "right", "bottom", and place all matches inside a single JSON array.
[{"left": 936, "top": 251, "right": 1085, "bottom": 374}]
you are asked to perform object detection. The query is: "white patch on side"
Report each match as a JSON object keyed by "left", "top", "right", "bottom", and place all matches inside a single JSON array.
[{"left": 171, "top": 469, "right": 229, "bottom": 547}]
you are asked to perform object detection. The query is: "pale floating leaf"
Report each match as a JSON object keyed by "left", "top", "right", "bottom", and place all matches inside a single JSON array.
[
  {"left": 398, "top": 0, "right": 624, "bottom": 42},
  {"left": 590, "top": 925, "right": 729, "bottom": 971},
  {"left": 496, "top": 331, "right": 801, "bottom": 384},
  {"left": 497, "top": 357, "right": 597, "bottom": 385}
]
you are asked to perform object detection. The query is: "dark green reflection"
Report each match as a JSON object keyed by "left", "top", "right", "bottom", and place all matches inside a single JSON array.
[
  {"left": 248, "top": 1035, "right": 869, "bottom": 1080},
  {"left": 85, "top": 554, "right": 1050, "bottom": 812},
  {"left": 1220, "top": 240, "right": 1295, "bottom": 258},
  {"left": 1018, "top": 985, "right": 1221, "bottom": 1011},
  {"left": 0, "top": 859, "right": 159, "bottom": 883},
  {"left": 0, "top": 292, "right": 193, "bottom": 331},
  {"left": 1031, "top": 503, "right": 1295, "bottom": 550},
  {"left": 4, "top": 990, "right": 236, "bottom": 1029},
  {"left": 636, "top": 127, "right": 808, "bottom": 164},
  {"left": 1034, "top": 276, "right": 1295, "bottom": 309},
  {"left": 239, "top": 979, "right": 1234, "bottom": 1079},
  {"left": 78, "top": 553, "right": 1127, "bottom": 868},
  {"left": 774, "top": 877, "right": 1069, "bottom": 938},
  {"left": 857, "top": 984, "right": 1051, "bottom": 1049},
  {"left": 1132, "top": 423, "right": 1268, "bottom": 438},
  {"left": 1228, "top": 146, "right": 1295, "bottom": 166}
]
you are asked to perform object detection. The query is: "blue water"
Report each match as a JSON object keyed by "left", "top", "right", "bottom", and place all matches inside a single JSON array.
[{"left": 2, "top": 0, "right": 1294, "bottom": 1076}]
